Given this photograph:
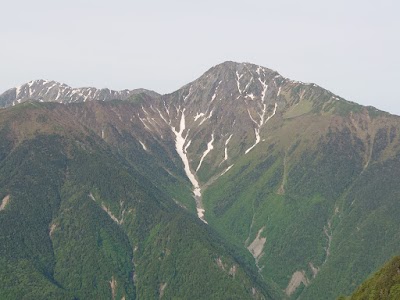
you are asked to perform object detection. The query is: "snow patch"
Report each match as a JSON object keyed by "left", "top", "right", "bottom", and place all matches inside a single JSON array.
[
  {"left": 224, "top": 134, "right": 233, "bottom": 161},
  {"left": 244, "top": 77, "right": 253, "bottom": 93},
  {"left": 15, "top": 86, "right": 22, "bottom": 98},
  {"left": 247, "top": 93, "right": 256, "bottom": 100},
  {"left": 198, "top": 110, "right": 213, "bottom": 126},
  {"left": 245, "top": 103, "right": 277, "bottom": 154},
  {"left": 156, "top": 107, "right": 169, "bottom": 124},
  {"left": 139, "top": 118, "right": 152, "bottom": 131},
  {"left": 210, "top": 80, "right": 221, "bottom": 102},
  {"left": 141, "top": 105, "right": 150, "bottom": 116},
  {"left": 236, "top": 71, "right": 244, "bottom": 94},
  {"left": 196, "top": 133, "right": 215, "bottom": 172},
  {"left": 220, "top": 164, "right": 234, "bottom": 177},
  {"left": 171, "top": 111, "right": 201, "bottom": 197},
  {"left": 183, "top": 85, "right": 193, "bottom": 102},
  {"left": 194, "top": 112, "right": 205, "bottom": 121},
  {"left": 139, "top": 140, "right": 147, "bottom": 151}
]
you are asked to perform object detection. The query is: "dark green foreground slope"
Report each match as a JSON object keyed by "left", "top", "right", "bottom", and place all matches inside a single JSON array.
[
  {"left": 0, "top": 103, "right": 276, "bottom": 299},
  {"left": 340, "top": 256, "right": 400, "bottom": 300}
]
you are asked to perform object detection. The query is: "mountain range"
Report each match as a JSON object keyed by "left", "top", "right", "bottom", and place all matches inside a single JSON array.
[{"left": 1, "top": 61, "right": 399, "bottom": 299}]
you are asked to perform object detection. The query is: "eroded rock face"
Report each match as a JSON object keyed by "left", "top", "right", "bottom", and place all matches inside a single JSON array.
[
  {"left": 285, "top": 270, "right": 310, "bottom": 296},
  {"left": 0, "top": 195, "right": 10, "bottom": 211},
  {"left": 247, "top": 227, "right": 266, "bottom": 261}
]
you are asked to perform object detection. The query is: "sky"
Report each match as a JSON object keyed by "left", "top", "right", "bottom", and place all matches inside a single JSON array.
[{"left": 1, "top": 0, "right": 399, "bottom": 114}]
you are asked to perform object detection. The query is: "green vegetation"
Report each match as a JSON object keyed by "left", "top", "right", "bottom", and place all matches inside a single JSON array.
[
  {"left": 339, "top": 256, "right": 400, "bottom": 300},
  {"left": 1, "top": 89, "right": 400, "bottom": 300},
  {"left": 203, "top": 115, "right": 400, "bottom": 299},
  {"left": 0, "top": 108, "right": 275, "bottom": 299}
]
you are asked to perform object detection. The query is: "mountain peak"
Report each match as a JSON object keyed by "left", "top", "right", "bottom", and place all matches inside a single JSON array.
[{"left": 206, "top": 61, "right": 281, "bottom": 78}]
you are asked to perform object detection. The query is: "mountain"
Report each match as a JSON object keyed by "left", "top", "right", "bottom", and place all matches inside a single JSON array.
[
  {"left": 340, "top": 256, "right": 400, "bottom": 299},
  {"left": 0, "top": 102, "right": 275, "bottom": 299},
  {"left": 0, "top": 79, "right": 159, "bottom": 107},
  {"left": 1, "top": 61, "right": 400, "bottom": 299}
]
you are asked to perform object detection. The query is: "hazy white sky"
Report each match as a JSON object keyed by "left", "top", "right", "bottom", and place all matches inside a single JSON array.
[{"left": 1, "top": 0, "right": 399, "bottom": 114}]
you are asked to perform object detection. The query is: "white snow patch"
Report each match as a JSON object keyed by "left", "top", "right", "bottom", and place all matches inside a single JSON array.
[
  {"left": 184, "top": 139, "right": 191, "bottom": 153},
  {"left": 259, "top": 78, "right": 268, "bottom": 101},
  {"left": 163, "top": 101, "right": 170, "bottom": 116},
  {"left": 170, "top": 112, "right": 209, "bottom": 223},
  {"left": 245, "top": 103, "right": 277, "bottom": 154},
  {"left": 198, "top": 110, "right": 213, "bottom": 126},
  {"left": 139, "top": 118, "right": 152, "bottom": 131},
  {"left": 247, "top": 109, "right": 258, "bottom": 125},
  {"left": 171, "top": 111, "right": 201, "bottom": 197},
  {"left": 277, "top": 86, "right": 282, "bottom": 97},
  {"left": 210, "top": 81, "right": 221, "bottom": 102},
  {"left": 247, "top": 93, "right": 256, "bottom": 100},
  {"left": 236, "top": 71, "right": 244, "bottom": 94},
  {"left": 224, "top": 134, "right": 233, "bottom": 161},
  {"left": 139, "top": 140, "right": 147, "bottom": 151},
  {"left": 15, "top": 86, "right": 22, "bottom": 97},
  {"left": 219, "top": 164, "right": 234, "bottom": 177},
  {"left": 183, "top": 86, "right": 193, "bottom": 102},
  {"left": 141, "top": 106, "right": 150, "bottom": 116},
  {"left": 194, "top": 112, "right": 205, "bottom": 121},
  {"left": 55, "top": 89, "right": 61, "bottom": 101},
  {"left": 155, "top": 108, "right": 169, "bottom": 124},
  {"left": 244, "top": 77, "right": 253, "bottom": 93},
  {"left": 196, "top": 133, "right": 214, "bottom": 172}
]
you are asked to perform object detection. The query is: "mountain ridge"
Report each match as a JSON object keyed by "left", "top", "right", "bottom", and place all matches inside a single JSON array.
[
  {"left": 0, "top": 61, "right": 351, "bottom": 109},
  {"left": 1, "top": 61, "right": 399, "bottom": 299}
]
